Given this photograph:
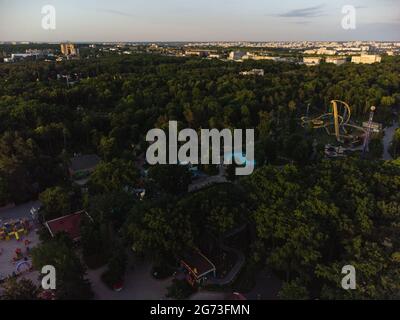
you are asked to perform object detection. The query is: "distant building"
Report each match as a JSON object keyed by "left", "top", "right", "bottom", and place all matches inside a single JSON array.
[
  {"left": 8, "top": 53, "right": 41, "bottom": 62},
  {"left": 360, "top": 46, "right": 370, "bottom": 52},
  {"left": 325, "top": 57, "right": 347, "bottom": 65},
  {"left": 208, "top": 53, "right": 223, "bottom": 59},
  {"left": 60, "top": 43, "right": 77, "bottom": 56},
  {"left": 351, "top": 54, "right": 381, "bottom": 64},
  {"left": 185, "top": 50, "right": 209, "bottom": 57},
  {"left": 316, "top": 48, "right": 337, "bottom": 55},
  {"left": 228, "top": 51, "right": 246, "bottom": 61},
  {"left": 243, "top": 53, "right": 278, "bottom": 61},
  {"left": 304, "top": 49, "right": 317, "bottom": 55},
  {"left": 240, "top": 69, "right": 265, "bottom": 76},
  {"left": 303, "top": 57, "right": 322, "bottom": 66}
]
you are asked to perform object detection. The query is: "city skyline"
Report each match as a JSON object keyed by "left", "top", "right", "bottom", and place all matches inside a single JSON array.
[{"left": 0, "top": 0, "right": 399, "bottom": 42}]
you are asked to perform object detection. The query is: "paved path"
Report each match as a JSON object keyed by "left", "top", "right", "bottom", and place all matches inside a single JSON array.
[
  {"left": 383, "top": 121, "right": 399, "bottom": 160},
  {"left": 189, "top": 165, "right": 228, "bottom": 192},
  {"left": 208, "top": 224, "right": 246, "bottom": 286},
  {"left": 87, "top": 259, "right": 172, "bottom": 300},
  {"left": 0, "top": 201, "right": 41, "bottom": 221},
  {"left": 189, "top": 175, "right": 228, "bottom": 192},
  {"left": 244, "top": 268, "right": 282, "bottom": 300}
]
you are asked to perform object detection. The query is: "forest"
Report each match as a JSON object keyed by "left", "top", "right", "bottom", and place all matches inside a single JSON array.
[{"left": 0, "top": 52, "right": 399, "bottom": 299}]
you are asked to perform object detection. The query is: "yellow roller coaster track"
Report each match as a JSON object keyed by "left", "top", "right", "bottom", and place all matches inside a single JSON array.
[{"left": 301, "top": 100, "right": 365, "bottom": 143}]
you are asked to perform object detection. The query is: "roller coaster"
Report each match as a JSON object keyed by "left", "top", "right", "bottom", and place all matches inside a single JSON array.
[{"left": 301, "top": 100, "right": 367, "bottom": 144}]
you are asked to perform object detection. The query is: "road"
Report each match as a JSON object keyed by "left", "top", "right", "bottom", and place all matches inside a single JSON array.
[
  {"left": 0, "top": 201, "right": 41, "bottom": 221},
  {"left": 383, "top": 121, "right": 399, "bottom": 160},
  {"left": 86, "top": 258, "right": 172, "bottom": 300},
  {"left": 188, "top": 165, "right": 228, "bottom": 192}
]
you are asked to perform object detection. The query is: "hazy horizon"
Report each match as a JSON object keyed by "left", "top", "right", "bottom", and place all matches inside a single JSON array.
[{"left": 1, "top": 0, "right": 399, "bottom": 42}]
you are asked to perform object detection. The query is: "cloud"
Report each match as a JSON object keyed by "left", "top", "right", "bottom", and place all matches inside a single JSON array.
[
  {"left": 292, "top": 20, "right": 312, "bottom": 25},
  {"left": 96, "top": 8, "right": 135, "bottom": 18},
  {"left": 276, "top": 4, "right": 326, "bottom": 18}
]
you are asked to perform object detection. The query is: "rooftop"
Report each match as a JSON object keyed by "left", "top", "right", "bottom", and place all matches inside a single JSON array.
[
  {"left": 181, "top": 250, "right": 216, "bottom": 279},
  {"left": 45, "top": 211, "right": 91, "bottom": 241},
  {"left": 69, "top": 154, "right": 100, "bottom": 172}
]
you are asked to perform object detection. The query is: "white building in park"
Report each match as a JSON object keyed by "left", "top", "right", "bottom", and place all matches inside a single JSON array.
[
  {"left": 325, "top": 57, "right": 347, "bottom": 65},
  {"left": 351, "top": 54, "right": 382, "bottom": 64},
  {"left": 228, "top": 51, "right": 246, "bottom": 61},
  {"left": 303, "top": 57, "right": 322, "bottom": 66},
  {"left": 240, "top": 69, "right": 265, "bottom": 76}
]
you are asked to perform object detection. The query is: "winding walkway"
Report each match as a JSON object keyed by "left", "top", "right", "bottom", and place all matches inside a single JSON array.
[
  {"left": 383, "top": 121, "right": 399, "bottom": 160},
  {"left": 208, "top": 224, "right": 246, "bottom": 286}
]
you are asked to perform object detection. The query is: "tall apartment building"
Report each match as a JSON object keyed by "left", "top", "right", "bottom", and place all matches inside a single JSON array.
[
  {"left": 351, "top": 54, "right": 381, "bottom": 64},
  {"left": 60, "top": 43, "right": 77, "bottom": 56}
]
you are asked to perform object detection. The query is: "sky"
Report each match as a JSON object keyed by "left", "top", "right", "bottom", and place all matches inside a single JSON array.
[{"left": 0, "top": 0, "right": 399, "bottom": 42}]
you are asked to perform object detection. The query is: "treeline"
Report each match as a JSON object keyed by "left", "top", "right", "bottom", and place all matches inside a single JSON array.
[{"left": 1, "top": 53, "right": 399, "bottom": 299}]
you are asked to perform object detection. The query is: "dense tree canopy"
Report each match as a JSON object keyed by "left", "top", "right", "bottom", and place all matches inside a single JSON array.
[
  {"left": 243, "top": 159, "right": 400, "bottom": 299},
  {"left": 1, "top": 52, "right": 399, "bottom": 299},
  {"left": 31, "top": 234, "right": 93, "bottom": 300}
]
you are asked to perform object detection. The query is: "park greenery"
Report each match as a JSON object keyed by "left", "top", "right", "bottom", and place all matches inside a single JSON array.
[{"left": 0, "top": 51, "right": 399, "bottom": 299}]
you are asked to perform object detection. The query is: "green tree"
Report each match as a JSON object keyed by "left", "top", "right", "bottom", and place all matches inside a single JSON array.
[
  {"left": 278, "top": 279, "right": 310, "bottom": 300},
  {"left": 88, "top": 159, "right": 139, "bottom": 194},
  {"left": 101, "top": 243, "right": 128, "bottom": 289},
  {"left": 0, "top": 278, "right": 39, "bottom": 300},
  {"left": 39, "top": 186, "right": 73, "bottom": 220},
  {"left": 31, "top": 234, "right": 93, "bottom": 300},
  {"left": 148, "top": 165, "right": 191, "bottom": 195}
]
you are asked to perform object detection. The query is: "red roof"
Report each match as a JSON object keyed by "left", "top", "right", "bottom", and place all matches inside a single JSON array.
[
  {"left": 45, "top": 211, "right": 89, "bottom": 240},
  {"left": 181, "top": 250, "right": 216, "bottom": 279}
]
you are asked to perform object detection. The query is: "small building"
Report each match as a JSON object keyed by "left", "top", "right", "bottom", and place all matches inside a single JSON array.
[
  {"left": 180, "top": 250, "right": 216, "bottom": 287},
  {"left": 184, "top": 50, "right": 209, "bottom": 57},
  {"left": 208, "top": 53, "right": 223, "bottom": 59},
  {"left": 325, "top": 57, "right": 347, "bottom": 65},
  {"left": 69, "top": 154, "right": 100, "bottom": 182},
  {"left": 228, "top": 51, "right": 246, "bottom": 61},
  {"left": 316, "top": 48, "right": 337, "bottom": 55},
  {"left": 362, "top": 121, "right": 383, "bottom": 134},
  {"left": 325, "top": 144, "right": 347, "bottom": 158},
  {"left": 303, "top": 57, "right": 322, "bottom": 66},
  {"left": 45, "top": 210, "right": 92, "bottom": 241},
  {"left": 239, "top": 69, "right": 265, "bottom": 76}
]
